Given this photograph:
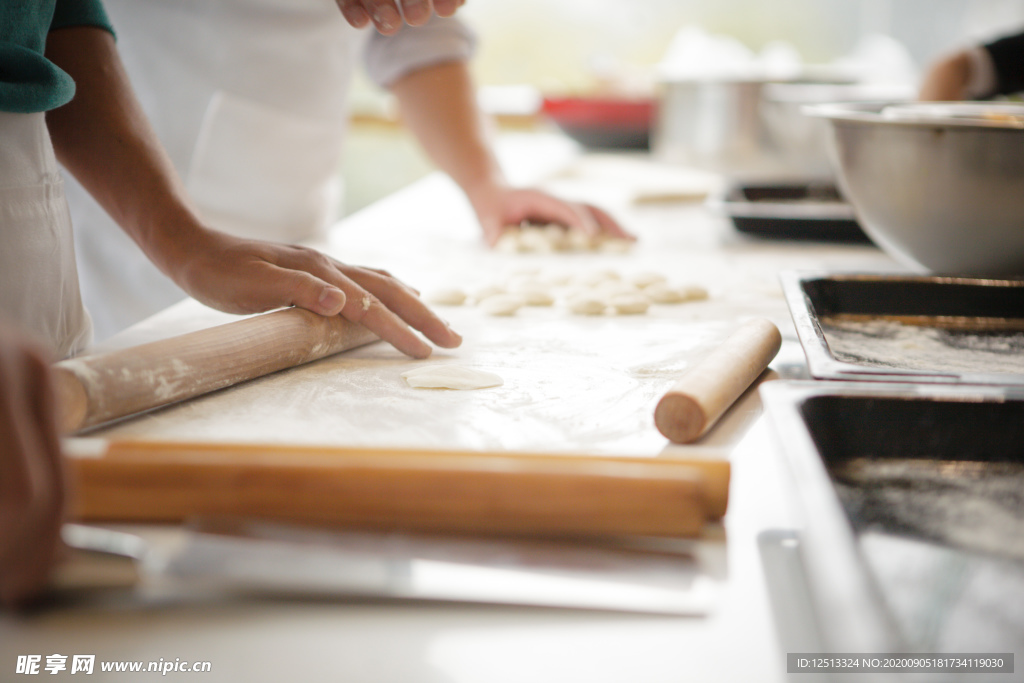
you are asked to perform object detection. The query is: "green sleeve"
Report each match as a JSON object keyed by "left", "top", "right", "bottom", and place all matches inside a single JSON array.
[{"left": 50, "top": 0, "right": 115, "bottom": 36}]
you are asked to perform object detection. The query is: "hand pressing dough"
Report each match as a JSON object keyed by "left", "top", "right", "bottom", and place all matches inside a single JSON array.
[
  {"left": 427, "top": 287, "right": 468, "bottom": 306},
  {"left": 567, "top": 294, "right": 608, "bottom": 316},
  {"left": 479, "top": 293, "right": 526, "bottom": 316},
  {"left": 402, "top": 365, "right": 504, "bottom": 390},
  {"left": 609, "top": 293, "right": 651, "bottom": 315}
]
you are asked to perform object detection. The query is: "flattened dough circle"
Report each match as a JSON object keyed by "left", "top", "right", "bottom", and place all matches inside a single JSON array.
[{"left": 402, "top": 365, "right": 504, "bottom": 390}]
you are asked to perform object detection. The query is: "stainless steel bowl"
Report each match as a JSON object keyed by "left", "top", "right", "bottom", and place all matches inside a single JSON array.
[{"left": 808, "top": 102, "right": 1024, "bottom": 275}]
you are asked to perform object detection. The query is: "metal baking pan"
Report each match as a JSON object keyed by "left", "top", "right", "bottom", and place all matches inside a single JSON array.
[
  {"left": 781, "top": 271, "right": 1024, "bottom": 385},
  {"left": 762, "top": 381, "right": 1024, "bottom": 673},
  {"left": 721, "top": 182, "right": 873, "bottom": 243}
]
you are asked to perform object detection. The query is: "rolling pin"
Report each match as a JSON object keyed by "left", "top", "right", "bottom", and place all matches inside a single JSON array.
[
  {"left": 66, "top": 440, "right": 717, "bottom": 538},
  {"left": 654, "top": 318, "right": 782, "bottom": 444},
  {"left": 53, "top": 308, "right": 378, "bottom": 433}
]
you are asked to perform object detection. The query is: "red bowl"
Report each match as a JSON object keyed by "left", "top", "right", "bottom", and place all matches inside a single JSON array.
[{"left": 541, "top": 96, "right": 655, "bottom": 150}]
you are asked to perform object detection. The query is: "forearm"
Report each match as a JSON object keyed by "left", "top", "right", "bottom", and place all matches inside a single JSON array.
[
  {"left": 44, "top": 27, "right": 208, "bottom": 280},
  {"left": 390, "top": 60, "right": 507, "bottom": 202}
]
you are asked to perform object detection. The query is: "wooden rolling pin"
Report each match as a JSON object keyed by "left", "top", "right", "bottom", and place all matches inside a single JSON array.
[
  {"left": 65, "top": 440, "right": 719, "bottom": 538},
  {"left": 654, "top": 318, "right": 782, "bottom": 444},
  {"left": 53, "top": 308, "right": 378, "bottom": 433}
]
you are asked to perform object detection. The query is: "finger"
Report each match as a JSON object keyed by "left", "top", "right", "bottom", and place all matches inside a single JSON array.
[
  {"left": 338, "top": 286, "right": 434, "bottom": 359},
  {"left": 526, "top": 194, "right": 601, "bottom": 237},
  {"left": 363, "top": 0, "right": 403, "bottom": 34},
  {"left": 433, "top": 0, "right": 462, "bottom": 17},
  {"left": 586, "top": 204, "right": 636, "bottom": 241},
  {"left": 399, "top": 0, "right": 433, "bottom": 26},
  {"left": 335, "top": 0, "right": 371, "bottom": 28},
  {"left": 343, "top": 268, "right": 462, "bottom": 349}
]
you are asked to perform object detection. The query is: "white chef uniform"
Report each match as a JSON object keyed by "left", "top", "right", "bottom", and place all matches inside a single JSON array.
[
  {"left": 0, "top": 111, "right": 92, "bottom": 358},
  {"left": 65, "top": 0, "right": 475, "bottom": 342}
]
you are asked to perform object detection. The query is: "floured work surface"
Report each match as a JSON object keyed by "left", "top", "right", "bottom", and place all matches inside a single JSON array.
[{"left": 820, "top": 314, "right": 1024, "bottom": 375}]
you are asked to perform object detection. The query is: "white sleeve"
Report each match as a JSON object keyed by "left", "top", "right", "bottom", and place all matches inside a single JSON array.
[{"left": 362, "top": 15, "right": 477, "bottom": 88}]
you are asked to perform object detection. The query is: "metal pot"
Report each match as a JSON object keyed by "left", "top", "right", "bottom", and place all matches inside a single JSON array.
[{"left": 653, "top": 79, "right": 780, "bottom": 177}]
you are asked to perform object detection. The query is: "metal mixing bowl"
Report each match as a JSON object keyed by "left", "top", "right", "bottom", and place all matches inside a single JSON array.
[{"left": 808, "top": 102, "right": 1024, "bottom": 275}]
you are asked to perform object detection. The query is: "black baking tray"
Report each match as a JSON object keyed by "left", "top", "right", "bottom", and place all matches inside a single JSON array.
[
  {"left": 781, "top": 271, "right": 1024, "bottom": 385},
  {"left": 762, "top": 381, "right": 1024, "bottom": 673},
  {"left": 721, "top": 182, "right": 873, "bottom": 244}
]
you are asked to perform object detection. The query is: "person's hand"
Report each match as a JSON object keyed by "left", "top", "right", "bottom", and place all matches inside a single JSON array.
[
  {"left": 334, "top": 0, "right": 465, "bottom": 34},
  {"left": 468, "top": 185, "right": 635, "bottom": 247},
  {"left": 170, "top": 230, "right": 461, "bottom": 359},
  {"left": 919, "top": 49, "right": 972, "bottom": 101},
  {"left": 0, "top": 324, "right": 65, "bottom": 609}
]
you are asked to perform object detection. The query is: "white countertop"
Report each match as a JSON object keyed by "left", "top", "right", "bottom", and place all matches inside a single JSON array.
[{"left": 1, "top": 137, "right": 902, "bottom": 682}]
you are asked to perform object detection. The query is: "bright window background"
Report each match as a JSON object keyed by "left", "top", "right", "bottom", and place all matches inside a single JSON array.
[{"left": 341, "top": 0, "right": 1024, "bottom": 215}]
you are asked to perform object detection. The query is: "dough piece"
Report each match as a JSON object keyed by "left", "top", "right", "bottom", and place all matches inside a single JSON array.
[
  {"left": 402, "top": 365, "right": 504, "bottom": 390},
  {"left": 598, "top": 237, "right": 633, "bottom": 254},
  {"left": 631, "top": 271, "right": 668, "bottom": 289},
  {"left": 567, "top": 294, "right": 608, "bottom": 316},
  {"left": 677, "top": 284, "right": 709, "bottom": 301},
  {"left": 472, "top": 284, "right": 505, "bottom": 302},
  {"left": 595, "top": 280, "right": 639, "bottom": 298},
  {"left": 646, "top": 283, "right": 709, "bottom": 304},
  {"left": 495, "top": 231, "right": 523, "bottom": 253},
  {"left": 517, "top": 285, "right": 555, "bottom": 306},
  {"left": 519, "top": 226, "right": 556, "bottom": 253},
  {"left": 479, "top": 293, "right": 526, "bottom": 316},
  {"left": 427, "top": 287, "right": 468, "bottom": 306},
  {"left": 609, "top": 293, "right": 650, "bottom": 315},
  {"left": 574, "top": 269, "right": 621, "bottom": 287},
  {"left": 565, "top": 229, "right": 596, "bottom": 252}
]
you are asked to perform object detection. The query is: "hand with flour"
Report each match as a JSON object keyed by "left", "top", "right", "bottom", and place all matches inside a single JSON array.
[
  {"left": 390, "top": 62, "right": 634, "bottom": 248},
  {"left": 0, "top": 322, "right": 64, "bottom": 608},
  {"left": 46, "top": 28, "right": 460, "bottom": 360},
  {"left": 334, "top": 0, "right": 465, "bottom": 34}
]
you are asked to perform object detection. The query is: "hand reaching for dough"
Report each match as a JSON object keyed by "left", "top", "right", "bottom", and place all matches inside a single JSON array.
[
  {"left": 334, "top": 0, "right": 465, "bottom": 34},
  {"left": 169, "top": 229, "right": 462, "bottom": 359},
  {"left": 0, "top": 322, "right": 65, "bottom": 608},
  {"left": 470, "top": 185, "right": 635, "bottom": 248}
]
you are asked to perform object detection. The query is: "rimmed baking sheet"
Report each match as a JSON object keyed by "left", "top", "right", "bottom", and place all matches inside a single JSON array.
[
  {"left": 781, "top": 271, "right": 1024, "bottom": 384},
  {"left": 762, "top": 381, "right": 1024, "bottom": 662}
]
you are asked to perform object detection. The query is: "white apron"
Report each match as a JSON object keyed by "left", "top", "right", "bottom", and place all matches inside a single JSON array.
[
  {"left": 67, "top": 0, "right": 361, "bottom": 341},
  {"left": 0, "top": 111, "right": 92, "bottom": 358}
]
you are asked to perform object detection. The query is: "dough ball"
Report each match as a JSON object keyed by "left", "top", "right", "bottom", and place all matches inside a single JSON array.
[
  {"left": 574, "top": 269, "right": 621, "bottom": 287},
  {"left": 518, "top": 285, "right": 556, "bottom": 307},
  {"left": 565, "top": 230, "right": 597, "bottom": 252},
  {"left": 594, "top": 280, "right": 639, "bottom": 298},
  {"left": 472, "top": 284, "right": 505, "bottom": 302},
  {"left": 495, "top": 231, "right": 523, "bottom": 253},
  {"left": 402, "top": 365, "right": 504, "bottom": 390},
  {"left": 519, "top": 226, "right": 556, "bottom": 253},
  {"left": 609, "top": 293, "right": 651, "bottom": 315},
  {"left": 598, "top": 237, "right": 634, "bottom": 254},
  {"left": 427, "top": 287, "right": 468, "bottom": 306},
  {"left": 646, "top": 283, "right": 709, "bottom": 304},
  {"left": 567, "top": 294, "right": 608, "bottom": 316},
  {"left": 479, "top": 293, "right": 526, "bottom": 316},
  {"left": 631, "top": 271, "right": 668, "bottom": 289}
]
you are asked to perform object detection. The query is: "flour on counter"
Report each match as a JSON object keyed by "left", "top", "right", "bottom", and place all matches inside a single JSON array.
[{"left": 402, "top": 365, "right": 504, "bottom": 390}]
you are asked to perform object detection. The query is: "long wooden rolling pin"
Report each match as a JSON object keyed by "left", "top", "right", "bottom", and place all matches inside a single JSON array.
[
  {"left": 53, "top": 308, "right": 378, "bottom": 433},
  {"left": 654, "top": 318, "right": 782, "bottom": 444},
  {"left": 65, "top": 440, "right": 720, "bottom": 538}
]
